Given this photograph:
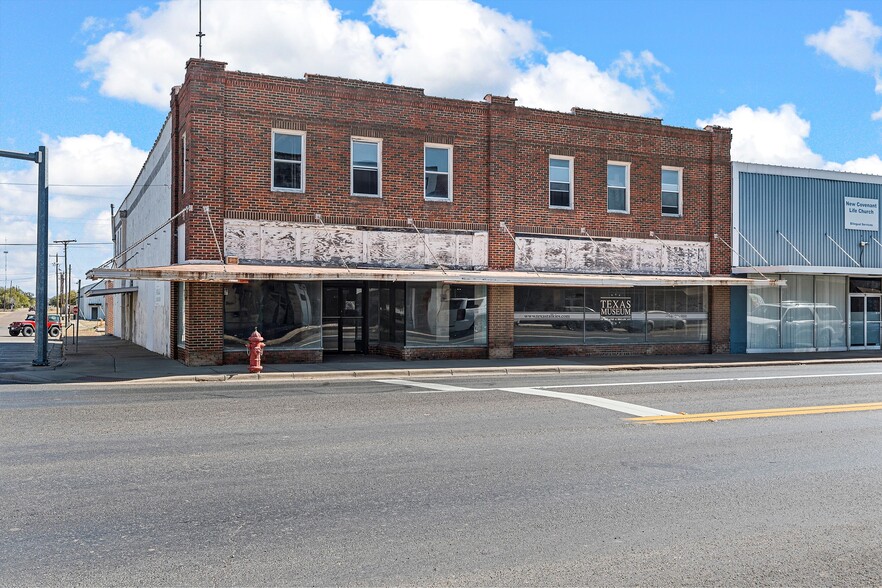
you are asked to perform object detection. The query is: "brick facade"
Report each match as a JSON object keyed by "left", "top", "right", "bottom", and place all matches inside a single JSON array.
[{"left": 166, "top": 59, "right": 734, "bottom": 365}]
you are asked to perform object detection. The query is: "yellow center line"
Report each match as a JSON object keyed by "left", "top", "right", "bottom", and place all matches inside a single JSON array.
[{"left": 629, "top": 402, "right": 882, "bottom": 424}]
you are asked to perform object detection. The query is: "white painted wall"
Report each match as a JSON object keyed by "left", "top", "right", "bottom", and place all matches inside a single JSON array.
[
  {"left": 515, "top": 235, "right": 710, "bottom": 276},
  {"left": 225, "top": 219, "right": 488, "bottom": 269},
  {"left": 111, "top": 117, "right": 173, "bottom": 356}
]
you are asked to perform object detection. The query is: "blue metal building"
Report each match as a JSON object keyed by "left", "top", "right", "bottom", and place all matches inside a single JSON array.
[{"left": 731, "top": 162, "right": 882, "bottom": 353}]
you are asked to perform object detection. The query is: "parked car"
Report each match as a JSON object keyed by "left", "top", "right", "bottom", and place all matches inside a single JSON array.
[
  {"left": 748, "top": 303, "right": 845, "bottom": 348},
  {"left": 545, "top": 306, "right": 613, "bottom": 332},
  {"left": 8, "top": 313, "right": 62, "bottom": 338},
  {"left": 625, "top": 310, "right": 687, "bottom": 333},
  {"left": 449, "top": 297, "right": 485, "bottom": 338}
]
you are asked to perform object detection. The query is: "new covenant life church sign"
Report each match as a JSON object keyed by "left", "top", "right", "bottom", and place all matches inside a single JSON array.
[{"left": 845, "top": 197, "right": 879, "bottom": 231}]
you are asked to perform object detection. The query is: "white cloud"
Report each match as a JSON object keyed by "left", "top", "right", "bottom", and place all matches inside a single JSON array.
[
  {"left": 77, "top": 0, "right": 385, "bottom": 110},
  {"left": 807, "top": 10, "right": 882, "bottom": 120},
  {"left": 806, "top": 10, "right": 882, "bottom": 72},
  {"left": 827, "top": 154, "right": 882, "bottom": 175},
  {"left": 697, "top": 104, "right": 825, "bottom": 168},
  {"left": 370, "top": 0, "right": 539, "bottom": 99},
  {"left": 77, "top": 0, "right": 665, "bottom": 116},
  {"left": 697, "top": 103, "right": 882, "bottom": 174},
  {"left": 510, "top": 51, "right": 660, "bottom": 115},
  {"left": 0, "top": 132, "right": 146, "bottom": 294}
]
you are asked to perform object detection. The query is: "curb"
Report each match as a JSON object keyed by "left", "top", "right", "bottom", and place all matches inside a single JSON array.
[{"left": 12, "top": 354, "right": 879, "bottom": 386}]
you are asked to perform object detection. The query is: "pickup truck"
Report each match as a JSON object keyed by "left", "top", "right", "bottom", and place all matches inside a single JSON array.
[{"left": 8, "top": 313, "right": 62, "bottom": 338}]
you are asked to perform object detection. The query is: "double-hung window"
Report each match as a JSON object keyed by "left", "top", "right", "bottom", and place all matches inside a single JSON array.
[
  {"left": 352, "top": 138, "right": 381, "bottom": 197},
  {"left": 661, "top": 167, "right": 682, "bottom": 216},
  {"left": 272, "top": 130, "right": 304, "bottom": 191},
  {"left": 425, "top": 144, "right": 452, "bottom": 201},
  {"left": 607, "top": 162, "right": 630, "bottom": 213},
  {"left": 549, "top": 156, "right": 573, "bottom": 209}
]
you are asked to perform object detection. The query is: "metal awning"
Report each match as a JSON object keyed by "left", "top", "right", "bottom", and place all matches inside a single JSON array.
[
  {"left": 88, "top": 263, "right": 785, "bottom": 288},
  {"left": 84, "top": 286, "right": 139, "bottom": 296}
]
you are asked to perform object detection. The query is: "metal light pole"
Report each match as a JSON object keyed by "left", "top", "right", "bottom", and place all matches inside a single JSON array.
[{"left": 0, "top": 146, "right": 49, "bottom": 365}]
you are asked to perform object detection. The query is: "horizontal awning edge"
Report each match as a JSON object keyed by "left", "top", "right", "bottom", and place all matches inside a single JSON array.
[{"left": 86, "top": 264, "right": 785, "bottom": 288}]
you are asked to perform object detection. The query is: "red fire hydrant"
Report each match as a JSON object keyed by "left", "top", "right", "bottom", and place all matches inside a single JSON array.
[{"left": 245, "top": 329, "right": 265, "bottom": 373}]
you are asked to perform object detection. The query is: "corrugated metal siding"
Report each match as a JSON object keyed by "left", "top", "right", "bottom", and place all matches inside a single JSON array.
[{"left": 737, "top": 172, "right": 882, "bottom": 268}]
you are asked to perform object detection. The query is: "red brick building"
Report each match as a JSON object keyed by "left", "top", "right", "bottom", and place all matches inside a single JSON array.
[{"left": 91, "top": 59, "right": 777, "bottom": 366}]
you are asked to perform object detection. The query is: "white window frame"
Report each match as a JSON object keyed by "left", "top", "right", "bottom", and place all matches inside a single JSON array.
[
  {"left": 424, "top": 143, "right": 453, "bottom": 202},
  {"left": 607, "top": 161, "right": 631, "bottom": 214},
  {"left": 351, "top": 137, "right": 382, "bottom": 198},
  {"left": 271, "top": 129, "right": 306, "bottom": 193},
  {"left": 548, "top": 155, "right": 574, "bottom": 210},
  {"left": 181, "top": 131, "right": 187, "bottom": 194},
  {"left": 661, "top": 166, "right": 683, "bottom": 217}
]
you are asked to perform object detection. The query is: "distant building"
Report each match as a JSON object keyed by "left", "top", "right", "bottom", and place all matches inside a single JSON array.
[
  {"left": 731, "top": 162, "right": 882, "bottom": 353},
  {"left": 89, "top": 59, "right": 775, "bottom": 366},
  {"left": 77, "top": 280, "right": 108, "bottom": 321}
]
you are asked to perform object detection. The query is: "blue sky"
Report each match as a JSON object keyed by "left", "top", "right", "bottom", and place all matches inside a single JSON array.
[{"left": 4, "top": 0, "right": 882, "bottom": 295}]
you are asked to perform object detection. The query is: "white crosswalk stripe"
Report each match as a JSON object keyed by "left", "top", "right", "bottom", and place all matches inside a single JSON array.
[{"left": 376, "top": 379, "right": 673, "bottom": 416}]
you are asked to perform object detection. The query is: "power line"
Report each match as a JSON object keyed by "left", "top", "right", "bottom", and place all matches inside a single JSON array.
[
  {"left": 0, "top": 182, "right": 170, "bottom": 187},
  {"left": 2, "top": 242, "right": 112, "bottom": 247}
]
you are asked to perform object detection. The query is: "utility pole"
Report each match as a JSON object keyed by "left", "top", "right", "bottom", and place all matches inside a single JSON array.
[
  {"left": 54, "top": 254, "right": 59, "bottom": 314},
  {"left": 3, "top": 241, "right": 7, "bottom": 311},
  {"left": 54, "top": 239, "right": 76, "bottom": 319}
]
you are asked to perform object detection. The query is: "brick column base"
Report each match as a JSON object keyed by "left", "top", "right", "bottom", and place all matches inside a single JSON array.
[
  {"left": 488, "top": 284, "right": 514, "bottom": 359},
  {"left": 710, "top": 285, "right": 731, "bottom": 354}
]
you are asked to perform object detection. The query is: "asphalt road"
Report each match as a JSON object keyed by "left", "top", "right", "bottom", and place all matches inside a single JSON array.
[{"left": 2, "top": 364, "right": 882, "bottom": 586}]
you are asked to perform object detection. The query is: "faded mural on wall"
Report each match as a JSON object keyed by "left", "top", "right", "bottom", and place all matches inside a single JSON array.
[
  {"left": 224, "top": 219, "right": 488, "bottom": 270},
  {"left": 515, "top": 235, "right": 709, "bottom": 275}
]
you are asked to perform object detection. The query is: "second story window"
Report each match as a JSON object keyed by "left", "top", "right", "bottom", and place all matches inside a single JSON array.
[
  {"left": 661, "top": 167, "right": 682, "bottom": 216},
  {"left": 272, "top": 130, "right": 304, "bottom": 192},
  {"left": 352, "top": 138, "right": 381, "bottom": 197},
  {"left": 607, "top": 162, "right": 630, "bottom": 213},
  {"left": 549, "top": 156, "right": 573, "bottom": 209},
  {"left": 425, "top": 144, "right": 452, "bottom": 201}
]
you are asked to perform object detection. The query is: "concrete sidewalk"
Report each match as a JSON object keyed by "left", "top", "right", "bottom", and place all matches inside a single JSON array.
[{"left": 3, "top": 329, "right": 882, "bottom": 385}]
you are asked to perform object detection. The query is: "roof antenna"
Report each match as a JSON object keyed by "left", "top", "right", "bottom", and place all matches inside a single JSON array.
[{"left": 196, "top": 0, "right": 205, "bottom": 58}]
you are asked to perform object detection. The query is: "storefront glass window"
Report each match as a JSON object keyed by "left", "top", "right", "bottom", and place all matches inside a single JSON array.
[
  {"left": 405, "top": 283, "right": 487, "bottom": 347},
  {"left": 514, "top": 286, "right": 706, "bottom": 346},
  {"left": 513, "top": 287, "right": 585, "bottom": 345},
  {"left": 223, "top": 281, "right": 321, "bottom": 350},
  {"left": 781, "top": 274, "right": 815, "bottom": 349},
  {"left": 644, "top": 286, "right": 708, "bottom": 342},
  {"left": 815, "top": 275, "right": 847, "bottom": 348},
  {"left": 747, "top": 274, "right": 847, "bottom": 351},
  {"left": 747, "top": 274, "right": 782, "bottom": 349}
]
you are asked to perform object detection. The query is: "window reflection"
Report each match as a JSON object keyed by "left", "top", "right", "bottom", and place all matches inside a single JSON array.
[{"left": 224, "top": 281, "right": 321, "bottom": 350}]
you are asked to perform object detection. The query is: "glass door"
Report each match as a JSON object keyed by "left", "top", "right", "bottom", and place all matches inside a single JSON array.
[
  {"left": 848, "top": 294, "right": 882, "bottom": 349},
  {"left": 322, "top": 283, "right": 366, "bottom": 353}
]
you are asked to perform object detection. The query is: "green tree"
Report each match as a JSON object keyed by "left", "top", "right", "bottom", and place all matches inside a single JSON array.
[
  {"left": 1, "top": 286, "right": 35, "bottom": 310},
  {"left": 49, "top": 290, "right": 77, "bottom": 309}
]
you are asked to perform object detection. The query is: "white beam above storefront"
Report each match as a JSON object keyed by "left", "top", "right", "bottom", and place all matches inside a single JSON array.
[{"left": 88, "top": 263, "right": 785, "bottom": 288}]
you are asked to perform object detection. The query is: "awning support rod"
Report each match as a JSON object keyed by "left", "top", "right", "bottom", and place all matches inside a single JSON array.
[
  {"left": 203, "top": 206, "right": 225, "bottom": 266},
  {"left": 314, "top": 214, "right": 352, "bottom": 273},
  {"left": 100, "top": 205, "right": 192, "bottom": 269},
  {"left": 733, "top": 226, "right": 770, "bottom": 265},
  {"left": 714, "top": 233, "right": 771, "bottom": 281},
  {"left": 581, "top": 228, "right": 626, "bottom": 279},
  {"left": 499, "top": 222, "right": 541, "bottom": 278},
  {"left": 872, "top": 237, "right": 882, "bottom": 253},
  {"left": 407, "top": 218, "right": 447, "bottom": 275},
  {"left": 777, "top": 230, "right": 812, "bottom": 265},
  {"left": 649, "top": 231, "right": 703, "bottom": 277},
  {"left": 826, "top": 233, "right": 860, "bottom": 267}
]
